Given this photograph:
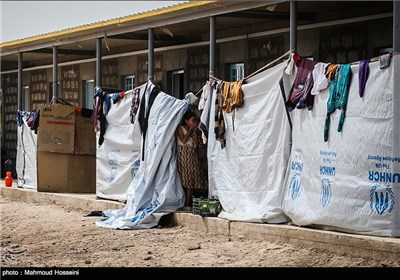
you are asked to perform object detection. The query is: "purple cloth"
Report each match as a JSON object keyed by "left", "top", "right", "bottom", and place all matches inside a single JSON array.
[
  {"left": 285, "top": 58, "right": 318, "bottom": 111},
  {"left": 358, "top": 59, "right": 369, "bottom": 98}
]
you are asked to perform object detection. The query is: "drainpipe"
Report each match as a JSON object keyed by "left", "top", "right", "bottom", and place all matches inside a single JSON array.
[
  {"left": 96, "top": 38, "right": 102, "bottom": 87},
  {"left": 290, "top": 1, "right": 297, "bottom": 53},
  {"left": 148, "top": 28, "right": 154, "bottom": 82},
  {"left": 209, "top": 16, "right": 216, "bottom": 78},
  {"left": 394, "top": 0, "right": 400, "bottom": 52},
  {"left": 52, "top": 46, "right": 58, "bottom": 100},
  {"left": 17, "top": 52, "right": 23, "bottom": 111}
]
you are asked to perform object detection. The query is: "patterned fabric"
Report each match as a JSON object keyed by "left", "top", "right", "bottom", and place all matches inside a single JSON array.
[
  {"left": 214, "top": 82, "right": 226, "bottom": 149},
  {"left": 177, "top": 145, "right": 207, "bottom": 189},
  {"left": 130, "top": 87, "right": 141, "bottom": 124}
]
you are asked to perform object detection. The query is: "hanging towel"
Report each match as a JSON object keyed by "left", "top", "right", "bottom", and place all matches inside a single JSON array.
[
  {"left": 358, "top": 59, "right": 370, "bottom": 97},
  {"left": 222, "top": 79, "right": 244, "bottom": 113}
]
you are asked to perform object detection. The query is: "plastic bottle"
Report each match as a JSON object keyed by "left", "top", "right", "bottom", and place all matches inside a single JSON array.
[{"left": 5, "top": 171, "right": 13, "bottom": 187}]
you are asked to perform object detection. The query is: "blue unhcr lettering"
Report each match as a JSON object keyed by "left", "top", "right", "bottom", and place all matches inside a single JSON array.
[
  {"left": 291, "top": 161, "right": 303, "bottom": 171},
  {"left": 320, "top": 179, "right": 331, "bottom": 207},
  {"left": 320, "top": 166, "right": 336, "bottom": 176},
  {"left": 131, "top": 190, "right": 161, "bottom": 224},
  {"left": 130, "top": 159, "right": 140, "bottom": 179},
  {"left": 108, "top": 151, "right": 119, "bottom": 166},
  {"left": 368, "top": 171, "right": 400, "bottom": 183},
  {"left": 369, "top": 185, "right": 395, "bottom": 215},
  {"left": 289, "top": 174, "right": 302, "bottom": 200}
]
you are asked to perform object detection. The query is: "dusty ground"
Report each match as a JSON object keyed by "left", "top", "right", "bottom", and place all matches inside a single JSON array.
[{"left": 1, "top": 197, "right": 398, "bottom": 268}]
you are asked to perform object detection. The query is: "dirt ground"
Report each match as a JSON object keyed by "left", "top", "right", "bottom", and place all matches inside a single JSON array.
[{"left": 1, "top": 197, "right": 398, "bottom": 268}]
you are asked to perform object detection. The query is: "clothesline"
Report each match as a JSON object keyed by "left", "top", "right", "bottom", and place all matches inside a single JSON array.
[{"left": 209, "top": 49, "right": 292, "bottom": 83}]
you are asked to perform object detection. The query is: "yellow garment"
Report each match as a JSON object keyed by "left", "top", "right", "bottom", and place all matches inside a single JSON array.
[
  {"left": 222, "top": 79, "right": 244, "bottom": 113},
  {"left": 324, "top": 64, "right": 339, "bottom": 81}
]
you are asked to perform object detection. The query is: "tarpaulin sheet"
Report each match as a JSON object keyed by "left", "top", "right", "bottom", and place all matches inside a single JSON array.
[
  {"left": 206, "top": 61, "right": 291, "bottom": 223},
  {"left": 97, "top": 82, "right": 186, "bottom": 229},
  {"left": 96, "top": 87, "right": 143, "bottom": 201},
  {"left": 283, "top": 55, "right": 400, "bottom": 237},
  {"left": 16, "top": 112, "right": 37, "bottom": 189}
]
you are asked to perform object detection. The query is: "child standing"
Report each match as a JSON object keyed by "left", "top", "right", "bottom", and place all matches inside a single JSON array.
[{"left": 176, "top": 110, "right": 205, "bottom": 208}]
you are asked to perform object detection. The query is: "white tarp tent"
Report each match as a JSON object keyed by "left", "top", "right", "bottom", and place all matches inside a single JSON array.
[
  {"left": 283, "top": 54, "right": 400, "bottom": 237},
  {"left": 96, "top": 87, "right": 143, "bottom": 201},
  {"left": 16, "top": 112, "right": 37, "bottom": 189},
  {"left": 97, "top": 81, "right": 187, "bottom": 229},
  {"left": 206, "top": 61, "right": 291, "bottom": 223}
]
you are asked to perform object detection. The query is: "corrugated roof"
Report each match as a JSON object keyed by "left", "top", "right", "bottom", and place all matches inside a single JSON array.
[{"left": 0, "top": 1, "right": 215, "bottom": 48}]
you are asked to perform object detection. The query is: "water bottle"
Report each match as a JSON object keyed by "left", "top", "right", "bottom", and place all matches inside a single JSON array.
[{"left": 5, "top": 171, "right": 13, "bottom": 187}]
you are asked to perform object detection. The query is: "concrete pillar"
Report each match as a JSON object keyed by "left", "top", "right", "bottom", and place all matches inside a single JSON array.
[
  {"left": 209, "top": 16, "right": 216, "bottom": 77},
  {"left": 290, "top": 1, "right": 297, "bottom": 53},
  {"left": 52, "top": 46, "right": 58, "bottom": 100},
  {"left": 394, "top": 0, "right": 400, "bottom": 52}
]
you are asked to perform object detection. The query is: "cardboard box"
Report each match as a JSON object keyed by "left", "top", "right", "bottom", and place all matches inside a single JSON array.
[
  {"left": 38, "top": 104, "right": 75, "bottom": 154},
  {"left": 37, "top": 151, "right": 96, "bottom": 193},
  {"left": 38, "top": 104, "right": 95, "bottom": 155},
  {"left": 74, "top": 112, "right": 96, "bottom": 155}
]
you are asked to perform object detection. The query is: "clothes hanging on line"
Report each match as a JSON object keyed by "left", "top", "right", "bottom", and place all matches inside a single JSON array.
[
  {"left": 285, "top": 57, "right": 318, "bottom": 111},
  {"left": 311, "top": 62, "right": 330, "bottom": 95},
  {"left": 324, "top": 64, "right": 352, "bottom": 142},
  {"left": 358, "top": 59, "right": 370, "bottom": 98}
]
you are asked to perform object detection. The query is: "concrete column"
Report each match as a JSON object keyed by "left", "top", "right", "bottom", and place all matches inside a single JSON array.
[
  {"left": 96, "top": 38, "right": 102, "bottom": 87},
  {"left": 394, "top": 0, "right": 400, "bottom": 52},
  {"left": 52, "top": 46, "right": 58, "bottom": 100},
  {"left": 209, "top": 16, "right": 216, "bottom": 78},
  {"left": 148, "top": 28, "right": 154, "bottom": 81},
  {"left": 290, "top": 1, "right": 297, "bottom": 53},
  {"left": 17, "top": 52, "right": 23, "bottom": 111}
]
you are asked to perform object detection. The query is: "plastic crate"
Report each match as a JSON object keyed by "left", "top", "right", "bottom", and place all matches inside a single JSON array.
[{"left": 192, "top": 197, "right": 221, "bottom": 217}]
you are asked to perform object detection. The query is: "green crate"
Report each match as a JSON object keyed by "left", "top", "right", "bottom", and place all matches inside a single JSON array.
[{"left": 192, "top": 197, "right": 222, "bottom": 217}]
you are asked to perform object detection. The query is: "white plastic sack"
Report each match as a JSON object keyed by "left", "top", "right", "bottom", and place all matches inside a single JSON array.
[
  {"left": 283, "top": 55, "right": 400, "bottom": 237},
  {"left": 207, "top": 61, "right": 291, "bottom": 223},
  {"left": 96, "top": 87, "right": 143, "bottom": 201},
  {"left": 97, "top": 82, "right": 186, "bottom": 229},
  {"left": 16, "top": 112, "right": 37, "bottom": 189}
]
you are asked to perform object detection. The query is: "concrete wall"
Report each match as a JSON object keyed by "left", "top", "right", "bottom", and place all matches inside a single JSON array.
[
  {"left": 297, "top": 29, "right": 320, "bottom": 59},
  {"left": 80, "top": 62, "right": 95, "bottom": 81},
  {"left": 367, "top": 18, "right": 393, "bottom": 56},
  {"left": 118, "top": 56, "right": 137, "bottom": 78},
  {"left": 218, "top": 39, "right": 248, "bottom": 79}
]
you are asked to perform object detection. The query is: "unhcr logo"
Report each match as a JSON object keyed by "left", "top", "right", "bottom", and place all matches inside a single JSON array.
[
  {"left": 369, "top": 184, "right": 395, "bottom": 215},
  {"left": 289, "top": 173, "right": 302, "bottom": 200},
  {"left": 320, "top": 178, "right": 331, "bottom": 207}
]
